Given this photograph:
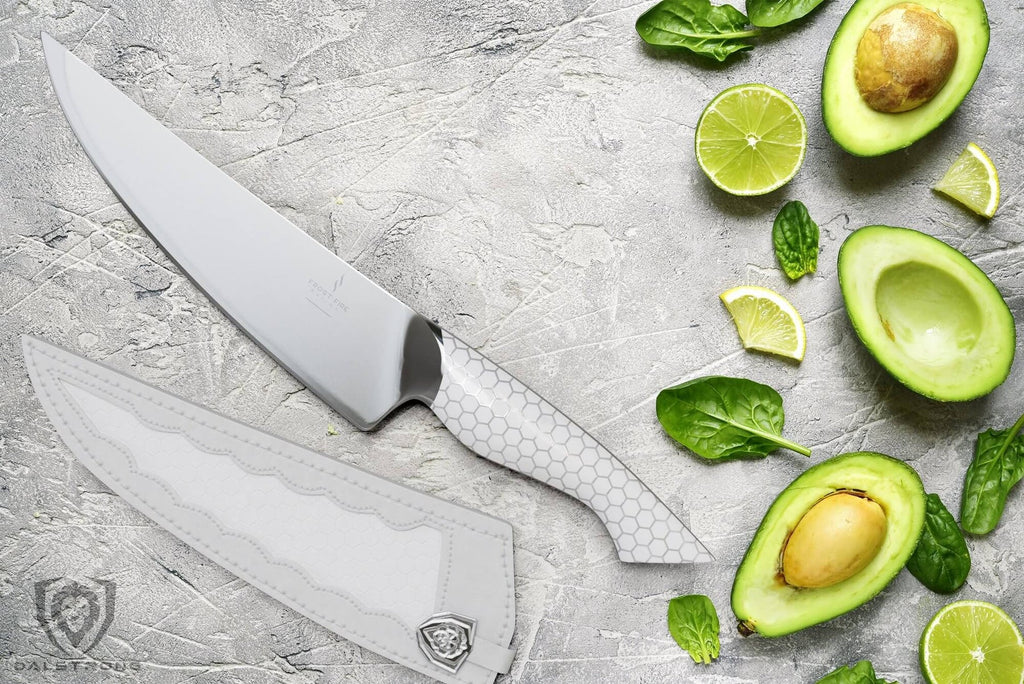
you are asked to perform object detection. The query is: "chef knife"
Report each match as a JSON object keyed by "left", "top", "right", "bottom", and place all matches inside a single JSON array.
[
  {"left": 23, "top": 335, "right": 516, "bottom": 684},
  {"left": 41, "top": 34, "right": 711, "bottom": 564}
]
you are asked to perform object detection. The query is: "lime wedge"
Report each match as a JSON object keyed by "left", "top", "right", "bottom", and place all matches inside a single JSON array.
[
  {"left": 720, "top": 285, "right": 806, "bottom": 361},
  {"left": 934, "top": 142, "right": 1000, "bottom": 218},
  {"left": 695, "top": 84, "right": 807, "bottom": 196},
  {"left": 920, "top": 600, "right": 1024, "bottom": 684}
]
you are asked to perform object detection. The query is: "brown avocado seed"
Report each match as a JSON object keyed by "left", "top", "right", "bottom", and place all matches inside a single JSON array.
[
  {"left": 781, "top": 492, "right": 887, "bottom": 588},
  {"left": 855, "top": 3, "right": 958, "bottom": 113}
]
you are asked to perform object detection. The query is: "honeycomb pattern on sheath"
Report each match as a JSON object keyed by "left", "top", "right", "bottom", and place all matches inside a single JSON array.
[{"left": 429, "top": 334, "right": 713, "bottom": 564}]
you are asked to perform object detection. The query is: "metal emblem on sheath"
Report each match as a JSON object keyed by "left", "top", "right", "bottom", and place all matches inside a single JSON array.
[{"left": 417, "top": 612, "right": 476, "bottom": 673}]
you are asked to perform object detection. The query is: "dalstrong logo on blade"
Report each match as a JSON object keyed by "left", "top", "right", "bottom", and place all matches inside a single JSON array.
[{"left": 34, "top": 578, "right": 115, "bottom": 656}]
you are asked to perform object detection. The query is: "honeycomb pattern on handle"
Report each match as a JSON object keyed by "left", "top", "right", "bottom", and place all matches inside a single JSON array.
[{"left": 429, "top": 334, "right": 713, "bottom": 564}]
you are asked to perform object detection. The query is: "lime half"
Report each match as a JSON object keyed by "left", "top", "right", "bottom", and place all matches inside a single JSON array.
[
  {"left": 934, "top": 142, "right": 1000, "bottom": 218},
  {"left": 720, "top": 285, "right": 806, "bottom": 361},
  {"left": 695, "top": 84, "right": 807, "bottom": 196},
  {"left": 920, "top": 600, "right": 1024, "bottom": 684}
]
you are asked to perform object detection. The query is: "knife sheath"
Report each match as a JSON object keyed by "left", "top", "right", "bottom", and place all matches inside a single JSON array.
[{"left": 23, "top": 335, "right": 516, "bottom": 684}]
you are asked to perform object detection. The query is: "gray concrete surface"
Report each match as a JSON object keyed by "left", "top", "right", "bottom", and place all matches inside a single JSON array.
[{"left": 2, "top": 0, "right": 1024, "bottom": 682}]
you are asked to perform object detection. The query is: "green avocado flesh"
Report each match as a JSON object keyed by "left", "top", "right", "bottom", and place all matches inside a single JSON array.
[
  {"left": 839, "top": 225, "right": 1014, "bottom": 401},
  {"left": 731, "top": 452, "right": 926, "bottom": 637},
  {"left": 822, "top": 0, "right": 990, "bottom": 156}
]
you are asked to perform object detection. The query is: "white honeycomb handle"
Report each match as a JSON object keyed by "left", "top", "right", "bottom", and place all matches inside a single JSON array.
[{"left": 429, "top": 335, "right": 712, "bottom": 564}]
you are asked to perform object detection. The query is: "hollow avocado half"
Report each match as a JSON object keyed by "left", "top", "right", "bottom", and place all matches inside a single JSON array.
[
  {"left": 822, "top": 0, "right": 990, "bottom": 156},
  {"left": 839, "top": 225, "right": 1015, "bottom": 402},
  {"left": 732, "top": 452, "right": 926, "bottom": 637}
]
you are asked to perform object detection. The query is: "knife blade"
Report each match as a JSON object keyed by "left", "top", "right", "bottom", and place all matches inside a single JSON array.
[
  {"left": 23, "top": 335, "right": 516, "bottom": 684},
  {"left": 42, "top": 33, "right": 711, "bottom": 564}
]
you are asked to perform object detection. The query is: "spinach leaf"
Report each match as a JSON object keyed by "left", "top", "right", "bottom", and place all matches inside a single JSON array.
[
  {"left": 907, "top": 493, "right": 970, "bottom": 593},
  {"left": 746, "top": 0, "right": 829, "bottom": 28},
  {"left": 816, "top": 660, "right": 898, "bottom": 684},
  {"left": 667, "top": 594, "right": 720, "bottom": 664},
  {"left": 961, "top": 412, "right": 1024, "bottom": 534},
  {"left": 636, "top": 0, "right": 759, "bottom": 63},
  {"left": 772, "top": 200, "right": 818, "bottom": 280},
  {"left": 656, "top": 376, "right": 811, "bottom": 459}
]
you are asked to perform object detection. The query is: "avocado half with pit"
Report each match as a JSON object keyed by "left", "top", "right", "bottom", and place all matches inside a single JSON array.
[
  {"left": 822, "top": 0, "right": 990, "bottom": 156},
  {"left": 839, "top": 225, "right": 1014, "bottom": 401},
  {"left": 732, "top": 452, "right": 926, "bottom": 637}
]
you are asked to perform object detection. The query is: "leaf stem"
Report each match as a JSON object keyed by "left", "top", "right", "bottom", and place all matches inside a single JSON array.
[
  {"left": 721, "top": 418, "right": 810, "bottom": 456},
  {"left": 992, "top": 411, "right": 1024, "bottom": 462},
  {"left": 1006, "top": 412, "right": 1024, "bottom": 444},
  {"left": 773, "top": 435, "right": 812, "bottom": 457},
  {"left": 715, "top": 29, "right": 761, "bottom": 38},
  {"left": 732, "top": 423, "right": 811, "bottom": 457},
  {"left": 654, "top": 28, "right": 761, "bottom": 39}
]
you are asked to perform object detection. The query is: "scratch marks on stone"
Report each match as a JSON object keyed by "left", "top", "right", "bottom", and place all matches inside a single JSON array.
[
  {"left": 130, "top": 621, "right": 211, "bottom": 651},
  {"left": 0, "top": 204, "right": 182, "bottom": 316},
  {"left": 971, "top": 239, "right": 1024, "bottom": 263},
  {"left": 2, "top": 238, "right": 113, "bottom": 316},
  {"left": 486, "top": 302, "right": 622, "bottom": 353},
  {"left": 289, "top": 0, "right": 651, "bottom": 93},
  {"left": 477, "top": 258, "right": 569, "bottom": 347},
  {"left": 337, "top": 0, "right": 609, "bottom": 197},
  {"left": 502, "top": 326, "right": 700, "bottom": 365},
  {"left": 142, "top": 659, "right": 307, "bottom": 681},
  {"left": 73, "top": 7, "right": 110, "bottom": 50},
  {"left": 801, "top": 305, "right": 845, "bottom": 327},
  {"left": 590, "top": 349, "right": 747, "bottom": 431}
]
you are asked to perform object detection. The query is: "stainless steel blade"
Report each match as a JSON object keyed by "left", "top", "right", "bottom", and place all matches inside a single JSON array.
[
  {"left": 42, "top": 34, "right": 442, "bottom": 430},
  {"left": 23, "top": 335, "right": 516, "bottom": 684}
]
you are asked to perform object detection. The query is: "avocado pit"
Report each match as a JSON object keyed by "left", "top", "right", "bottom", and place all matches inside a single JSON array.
[
  {"left": 781, "top": 491, "right": 887, "bottom": 588},
  {"left": 854, "top": 3, "right": 958, "bottom": 113}
]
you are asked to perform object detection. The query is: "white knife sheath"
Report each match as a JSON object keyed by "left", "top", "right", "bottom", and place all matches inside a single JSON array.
[{"left": 23, "top": 335, "right": 516, "bottom": 684}]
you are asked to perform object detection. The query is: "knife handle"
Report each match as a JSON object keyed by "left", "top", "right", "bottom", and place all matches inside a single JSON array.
[{"left": 428, "top": 334, "right": 712, "bottom": 564}]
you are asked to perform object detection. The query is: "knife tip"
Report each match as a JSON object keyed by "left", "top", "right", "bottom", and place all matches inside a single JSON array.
[{"left": 40, "top": 31, "right": 67, "bottom": 70}]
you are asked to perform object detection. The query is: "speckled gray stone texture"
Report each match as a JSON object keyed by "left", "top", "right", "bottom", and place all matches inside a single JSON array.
[{"left": 1, "top": 0, "right": 1023, "bottom": 682}]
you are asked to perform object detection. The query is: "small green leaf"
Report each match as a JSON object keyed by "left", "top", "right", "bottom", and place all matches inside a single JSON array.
[
  {"left": 907, "top": 493, "right": 971, "bottom": 593},
  {"left": 635, "top": 0, "right": 759, "bottom": 63},
  {"left": 772, "top": 200, "right": 819, "bottom": 280},
  {"left": 816, "top": 660, "right": 899, "bottom": 684},
  {"left": 746, "top": 0, "right": 829, "bottom": 28},
  {"left": 667, "top": 594, "right": 720, "bottom": 664},
  {"left": 961, "top": 412, "right": 1024, "bottom": 534},
  {"left": 656, "top": 376, "right": 810, "bottom": 459}
]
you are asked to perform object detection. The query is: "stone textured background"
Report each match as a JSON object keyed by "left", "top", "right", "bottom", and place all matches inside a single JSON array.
[{"left": 2, "top": 0, "right": 1023, "bottom": 682}]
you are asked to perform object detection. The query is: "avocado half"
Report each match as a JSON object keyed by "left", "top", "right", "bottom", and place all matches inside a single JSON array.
[
  {"left": 839, "top": 225, "right": 1014, "bottom": 401},
  {"left": 822, "top": 0, "right": 990, "bottom": 156},
  {"left": 732, "top": 452, "right": 926, "bottom": 637}
]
